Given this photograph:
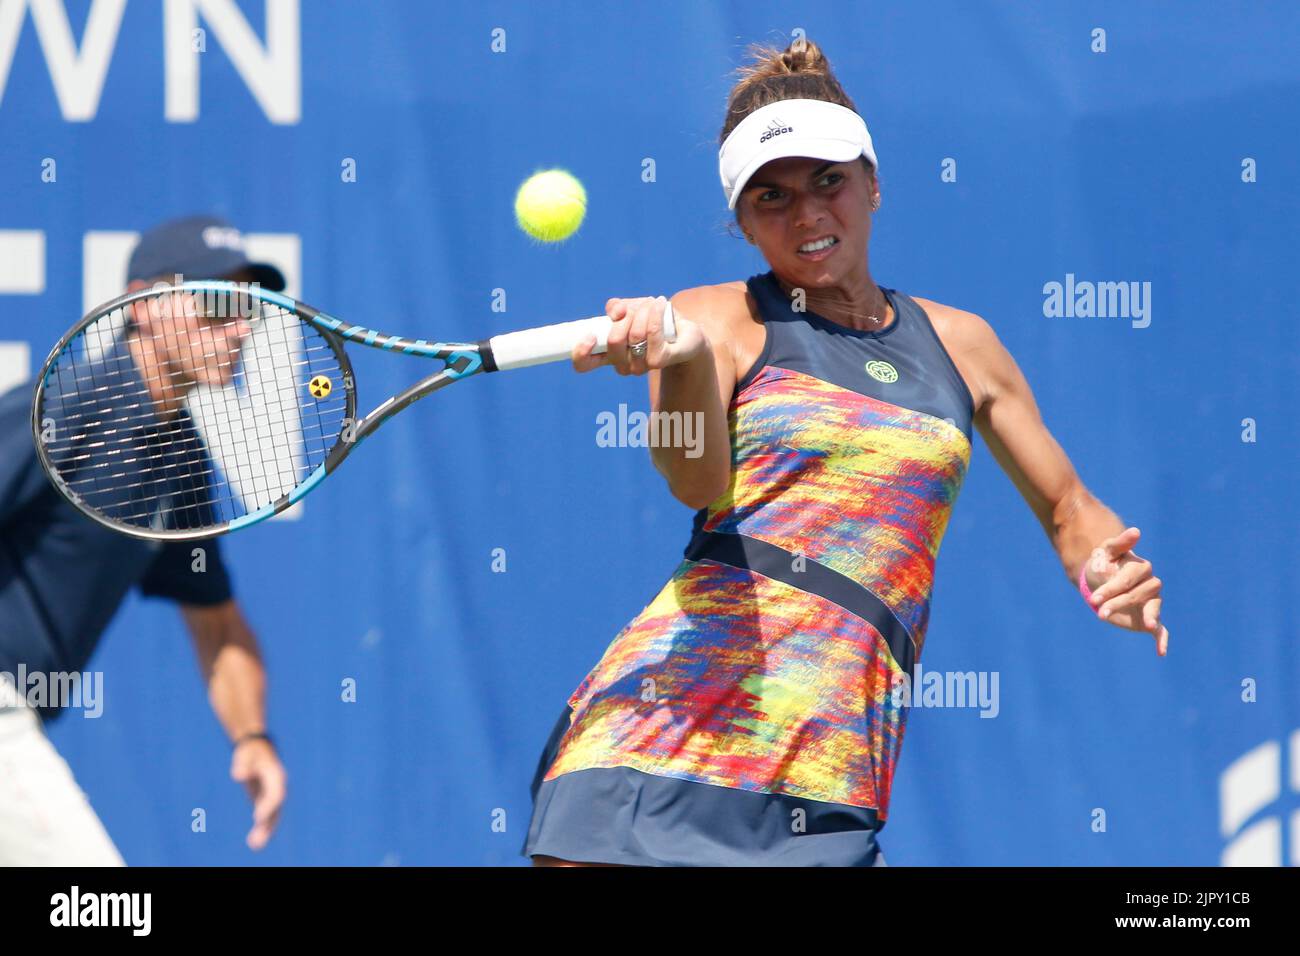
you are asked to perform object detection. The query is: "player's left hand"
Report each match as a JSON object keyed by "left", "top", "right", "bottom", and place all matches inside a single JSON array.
[
  {"left": 230, "top": 737, "right": 287, "bottom": 850},
  {"left": 1083, "top": 526, "right": 1168, "bottom": 657}
]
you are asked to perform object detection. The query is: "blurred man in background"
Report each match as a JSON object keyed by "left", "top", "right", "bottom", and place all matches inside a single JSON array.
[{"left": 0, "top": 215, "right": 288, "bottom": 865}]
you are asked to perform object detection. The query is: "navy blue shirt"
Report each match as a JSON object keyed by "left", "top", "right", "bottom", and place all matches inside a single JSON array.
[{"left": 0, "top": 341, "right": 233, "bottom": 716}]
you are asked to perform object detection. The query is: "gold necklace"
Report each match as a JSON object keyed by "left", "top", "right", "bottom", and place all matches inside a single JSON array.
[
  {"left": 811, "top": 292, "right": 892, "bottom": 329},
  {"left": 776, "top": 278, "right": 893, "bottom": 330}
]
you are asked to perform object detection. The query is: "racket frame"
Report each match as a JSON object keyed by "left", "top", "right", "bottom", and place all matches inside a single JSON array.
[
  {"left": 31, "top": 281, "right": 485, "bottom": 541},
  {"left": 32, "top": 281, "right": 674, "bottom": 541}
]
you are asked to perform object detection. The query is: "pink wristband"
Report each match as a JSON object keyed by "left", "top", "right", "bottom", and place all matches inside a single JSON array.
[{"left": 1078, "top": 563, "right": 1097, "bottom": 609}]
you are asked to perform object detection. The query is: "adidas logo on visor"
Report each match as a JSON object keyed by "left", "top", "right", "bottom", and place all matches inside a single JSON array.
[{"left": 760, "top": 118, "right": 793, "bottom": 144}]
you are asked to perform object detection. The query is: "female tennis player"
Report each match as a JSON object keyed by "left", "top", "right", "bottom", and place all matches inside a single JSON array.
[{"left": 523, "top": 39, "right": 1168, "bottom": 867}]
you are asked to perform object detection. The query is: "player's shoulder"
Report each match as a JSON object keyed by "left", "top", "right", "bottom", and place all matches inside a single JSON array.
[
  {"left": 669, "top": 280, "right": 754, "bottom": 328},
  {"left": 908, "top": 293, "right": 1000, "bottom": 350},
  {"left": 670, "top": 279, "right": 749, "bottom": 307}
]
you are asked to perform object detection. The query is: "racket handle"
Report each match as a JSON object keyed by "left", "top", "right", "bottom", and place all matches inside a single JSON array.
[{"left": 487, "top": 298, "right": 677, "bottom": 372}]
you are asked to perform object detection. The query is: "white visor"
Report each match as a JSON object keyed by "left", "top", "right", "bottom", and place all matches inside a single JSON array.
[{"left": 719, "top": 98, "right": 877, "bottom": 210}]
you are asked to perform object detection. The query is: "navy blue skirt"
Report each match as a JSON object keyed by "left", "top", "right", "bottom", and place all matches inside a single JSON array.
[{"left": 521, "top": 705, "right": 889, "bottom": 867}]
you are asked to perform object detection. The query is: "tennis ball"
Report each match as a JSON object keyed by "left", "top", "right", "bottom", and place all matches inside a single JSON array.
[{"left": 514, "top": 169, "right": 586, "bottom": 242}]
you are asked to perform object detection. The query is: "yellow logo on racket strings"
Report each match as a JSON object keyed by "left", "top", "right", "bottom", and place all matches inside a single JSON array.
[
  {"left": 308, "top": 375, "right": 333, "bottom": 399},
  {"left": 865, "top": 360, "right": 898, "bottom": 384}
]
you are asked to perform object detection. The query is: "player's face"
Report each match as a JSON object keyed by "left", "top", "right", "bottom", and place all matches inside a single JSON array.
[
  {"left": 736, "top": 156, "right": 878, "bottom": 288},
  {"left": 135, "top": 288, "right": 252, "bottom": 389},
  {"left": 189, "top": 306, "right": 252, "bottom": 387}
]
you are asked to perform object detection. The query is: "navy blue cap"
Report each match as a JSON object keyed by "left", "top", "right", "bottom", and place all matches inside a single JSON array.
[{"left": 127, "top": 215, "right": 286, "bottom": 291}]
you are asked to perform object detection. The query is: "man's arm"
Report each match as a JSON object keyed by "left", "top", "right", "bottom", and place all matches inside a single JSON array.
[
  {"left": 957, "top": 311, "right": 1168, "bottom": 654},
  {"left": 181, "top": 599, "right": 287, "bottom": 849},
  {"left": 182, "top": 599, "right": 267, "bottom": 740}
]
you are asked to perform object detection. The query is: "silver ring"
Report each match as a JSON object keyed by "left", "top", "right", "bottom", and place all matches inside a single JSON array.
[{"left": 629, "top": 340, "right": 648, "bottom": 358}]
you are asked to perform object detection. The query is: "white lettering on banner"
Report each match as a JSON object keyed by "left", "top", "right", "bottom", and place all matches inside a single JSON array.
[
  {"left": 0, "top": 0, "right": 127, "bottom": 121},
  {"left": 0, "top": 230, "right": 45, "bottom": 293},
  {"left": 0, "top": 0, "right": 300, "bottom": 124},
  {"left": 165, "top": 0, "right": 301, "bottom": 124},
  {"left": 0, "top": 343, "right": 30, "bottom": 396},
  {"left": 82, "top": 230, "right": 138, "bottom": 317},
  {"left": 1220, "top": 732, "right": 1300, "bottom": 866},
  {"left": 0, "top": 230, "right": 43, "bottom": 395}
]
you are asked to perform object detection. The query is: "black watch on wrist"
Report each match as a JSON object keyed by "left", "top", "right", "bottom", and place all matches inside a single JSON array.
[{"left": 233, "top": 731, "right": 274, "bottom": 750}]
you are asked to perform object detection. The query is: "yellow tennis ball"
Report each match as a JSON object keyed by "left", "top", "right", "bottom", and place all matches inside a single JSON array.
[{"left": 514, "top": 169, "right": 586, "bottom": 242}]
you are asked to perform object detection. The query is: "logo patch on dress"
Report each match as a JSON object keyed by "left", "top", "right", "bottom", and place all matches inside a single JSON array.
[{"left": 865, "top": 360, "right": 898, "bottom": 383}]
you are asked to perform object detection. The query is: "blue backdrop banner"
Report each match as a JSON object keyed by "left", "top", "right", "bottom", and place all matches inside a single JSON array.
[{"left": 0, "top": 0, "right": 1296, "bottom": 866}]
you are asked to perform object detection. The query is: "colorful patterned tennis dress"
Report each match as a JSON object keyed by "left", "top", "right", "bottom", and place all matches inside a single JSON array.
[{"left": 522, "top": 270, "right": 975, "bottom": 865}]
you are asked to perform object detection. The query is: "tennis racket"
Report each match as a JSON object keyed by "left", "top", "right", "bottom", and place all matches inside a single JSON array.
[{"left": 31, "top": 281, "right": 676, "bottom": 541}]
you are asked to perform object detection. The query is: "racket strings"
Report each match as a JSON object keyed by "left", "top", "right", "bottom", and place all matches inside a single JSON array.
[
  {"left": 55, "top": 409, "right": 351, "bottom": 471},
  {"left": 39, "top": 292, "right": 349, "bottom": 533}
]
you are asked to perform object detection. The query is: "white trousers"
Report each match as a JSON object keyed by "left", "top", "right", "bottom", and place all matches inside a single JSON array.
[{"left": 0, "top": 699, "right": 125, "bottom": 866}]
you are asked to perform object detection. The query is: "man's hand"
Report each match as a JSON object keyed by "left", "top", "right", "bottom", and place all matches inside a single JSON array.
[
  {"left": 1084, "top": 526, "right": 1169, "bottom": 657},
  {"left": 230, "top": 737, "right": 286, "bottom": 850}
]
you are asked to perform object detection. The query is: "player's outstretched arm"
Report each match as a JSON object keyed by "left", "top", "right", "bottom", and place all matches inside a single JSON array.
[
  {"left": 968, "top": 313, "right": 1169, "bottom": 657},
  {"left": 182, "top": 599, "right": 288, "bottom": 848}
]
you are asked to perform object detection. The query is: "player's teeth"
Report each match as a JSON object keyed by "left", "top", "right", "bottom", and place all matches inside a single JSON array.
[{"left": 800, "top": 237, "right": 838, "bottom": 252}]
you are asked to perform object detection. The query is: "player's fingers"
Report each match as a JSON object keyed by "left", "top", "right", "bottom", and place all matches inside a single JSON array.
[
  {"left": 645, "top": 296, "right": 663, "bottom": 332},
  {"left": 1141, "top": 596, "right": 1168, "bottom": 652},
  {"left": 252, "top": 773, "right": 286, "bottom": 847},
  {"left": 626, "top": 299, "right": 653, "bottom": 376},
  {"left": 608, "top": 297, "right": 655, "bottom": 346},
  {"left": 255, "top": 811, "right": 279, "bottom": 845},
  {"left": 1100, "top": 526, "right": 1141, "bottom": 560},
  {"left": 247, "top": 820, "right": 272, "bottom": 851},
  {"left": 645, "top": 296, "right": 672, "bottom": 364},
  {"left": 571, "top": 334, "right": 606, "bottom": 373},
  {"left": 1089, "top": 557, "right": 1152, "bottom": 608},
  {"left": 241, "top": 766, "right": 283, "bottom": 842},
  {"left": 605, "top": 305, "right": 633, "bottom": 374},
  {"left": 609, "top": 296, "right": 655, "bottom": 375},
  {"left": 1097, "top": 575, "right": 1161, "bottom": 621},
  {"left": 253, "top": 779, "right": 282, "bottom": 821},
  {"left": 1147, "top": 598, "right": 1169, "bottom": 655},
  {"left": 1090, "top": 559, "right": 1151, "bottom": 608},
  {"left": 1144, "top": 596, "right": 1163, "bottom": 632},
  {"left": 601, "top": 296, "right": 659, "bottom": 375},
  {"left": 272, "top": 764, "right": 287, "bottom": 803},
  {"left": 1086, "top": 546, "right": 1114, "bottom": 578}
]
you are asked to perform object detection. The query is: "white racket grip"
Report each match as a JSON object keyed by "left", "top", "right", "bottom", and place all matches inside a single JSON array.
[{"left": 488, "top": 298, "right": 677, "bottom": 371}]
